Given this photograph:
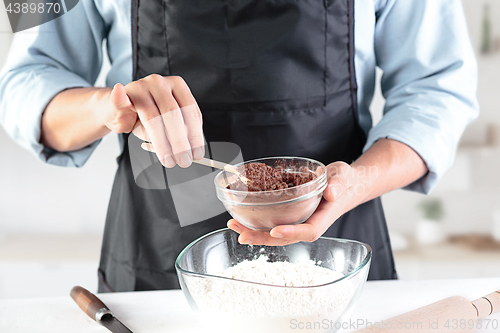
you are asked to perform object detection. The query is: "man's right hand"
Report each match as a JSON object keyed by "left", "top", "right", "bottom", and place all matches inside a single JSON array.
[
  {"left": 102, "top": 75, "right": 204, "bottom": 168},
  {"left": 42, "top": 75, "right": 204, "bottom": 169}
]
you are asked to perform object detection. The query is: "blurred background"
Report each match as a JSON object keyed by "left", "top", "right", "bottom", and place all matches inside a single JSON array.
[{"left": 0, "top": 0, "right": 499, "bottom": 299}]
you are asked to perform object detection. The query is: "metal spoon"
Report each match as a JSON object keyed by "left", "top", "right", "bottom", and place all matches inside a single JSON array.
[{"left": 140, "top": 142, "right": 249, "bottom": 183}]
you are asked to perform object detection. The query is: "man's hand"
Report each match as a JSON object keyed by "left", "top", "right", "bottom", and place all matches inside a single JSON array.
[
  {"left": 227, "top": 139, "right": 428, "bottom": 246},
  {"left": 227, "top": 161, "right": 362, "bottom": 246},
  {"left": 102, "top": 75, "right": 204, "bottom": 168},
  {"left": 42, "top": 75, "right": 204, "bottom": 169}
]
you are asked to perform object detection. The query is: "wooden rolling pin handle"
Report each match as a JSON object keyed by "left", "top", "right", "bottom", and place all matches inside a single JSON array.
[
  {"left": 472, "top": 291, "right": 500, "bottom": 318},
  {"left": 70, "top": 286, "right": 112, "bottom": 322}
]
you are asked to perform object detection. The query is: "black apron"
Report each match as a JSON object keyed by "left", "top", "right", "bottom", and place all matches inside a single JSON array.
[{"left": 98, "top": 0, "right": 396, "bottom": 293}]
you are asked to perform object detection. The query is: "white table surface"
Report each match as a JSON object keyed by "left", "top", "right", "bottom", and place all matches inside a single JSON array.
[{"left": 1, "top": 278, "right": 499, "bottom": 333}]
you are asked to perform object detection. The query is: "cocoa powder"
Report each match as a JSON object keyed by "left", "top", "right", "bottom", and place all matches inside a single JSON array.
[{"left": 227, "top": 162, "right": 316, "bottom": 192}]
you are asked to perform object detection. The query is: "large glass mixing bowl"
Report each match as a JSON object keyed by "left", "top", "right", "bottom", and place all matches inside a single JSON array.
[
  {"left": 214, "top": 157, "right": 328, "bottom": 230},
  {"left": 175, "top": 229, "right": 372, "bottom": 333}
]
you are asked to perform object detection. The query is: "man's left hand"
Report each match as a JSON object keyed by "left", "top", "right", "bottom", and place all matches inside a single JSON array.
[{"left": 227, "top": 161, "right": 364, "bottom": 246}]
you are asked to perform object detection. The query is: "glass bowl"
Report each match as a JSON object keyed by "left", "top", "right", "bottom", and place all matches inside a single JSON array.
[
  {"left": 214, "top": 157, "right": 328, "bottom": 230},
  {"left": 175, "top": 229, "right": 372, "bottom": 333}
]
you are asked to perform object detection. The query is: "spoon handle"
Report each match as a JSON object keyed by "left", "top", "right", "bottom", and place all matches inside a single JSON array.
[
  {"left": 140, "top": 142, "right": 241, "bottom": 175},
  {"left": 193, "top": 157, "right": 240, "bottom": 174}
]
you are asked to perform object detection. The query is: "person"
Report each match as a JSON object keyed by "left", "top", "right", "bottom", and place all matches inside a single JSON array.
[{"left": 0, "top": 0, "right": 478, "bottom": 292}]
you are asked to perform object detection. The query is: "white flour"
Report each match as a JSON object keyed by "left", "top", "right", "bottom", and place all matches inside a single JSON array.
[{"left": 187, "top": 255, "right": 354, "bottom": 319}]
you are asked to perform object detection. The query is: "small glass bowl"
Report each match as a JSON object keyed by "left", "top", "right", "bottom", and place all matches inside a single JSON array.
[
  {"left": 214, "top": 157, "right": 328, "bottom": 230},
  {"left": 175, "top": 229, "right": 372, "bottom": 333}
]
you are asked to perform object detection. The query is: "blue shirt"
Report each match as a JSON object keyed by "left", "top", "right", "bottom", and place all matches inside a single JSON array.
[{"left": 0, "top": 0, "right": 479, "bottom": 194}]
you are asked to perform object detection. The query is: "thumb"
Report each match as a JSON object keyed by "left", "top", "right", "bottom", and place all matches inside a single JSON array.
[
  {"left": 110, "top": 83, "right": 133, "bottom": 110},
  {"left": 324, "top": 175, "right": 350, "bottom": 202},
  {"left": 323, "top": 162, "right": 352, "bottom": 202}
]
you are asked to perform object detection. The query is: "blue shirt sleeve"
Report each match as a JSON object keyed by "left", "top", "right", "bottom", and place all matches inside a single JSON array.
[
  {"left": 0, "top": 1, "right": 107, "bottom": 167},
  {"left": 365, "top": 0, "right": 480, "bottom": 194}
]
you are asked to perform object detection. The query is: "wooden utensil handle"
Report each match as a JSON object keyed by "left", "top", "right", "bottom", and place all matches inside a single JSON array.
[
  {"left": 141, "top": 143, "right": 241, "bottom": 173},
  {"left": 472, "top": 290, "right": 500, "bottom": 318},
  {"left": 140, "top": 143, "right": 249, "bottom": 182},
  {"left": 70, "top": 286, "right": 111, "bottom": 322},
  {"left": 194, "top": 157, "right": 240, "bottom": 173}
]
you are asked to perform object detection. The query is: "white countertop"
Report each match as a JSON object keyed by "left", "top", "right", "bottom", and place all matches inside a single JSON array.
[{"left": 1, "top": 278, "right": 499, "bottom": 333}]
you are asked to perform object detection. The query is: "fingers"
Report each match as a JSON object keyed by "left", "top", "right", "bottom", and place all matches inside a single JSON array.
[
  {"left": 132, "top": 119, "right": 149, "bottom": 141},
  {"left": 227, "top": 220, "right": 300, "bottom": 246},
  {"left": 160, "top": 104, "right": 192, "bottom": 166},
  {"left": 181, "top": 104, "right": 204, "bottom": 160},
  {"left": 149, "top": 85, "right": 192, "bottom": 168},
  {"left": 124, "top": 75, "right": 203, "bottom": 168},
  {"left": 171, "top": 78, "right": 205, "bottom": 160},
  {"left": 270, "top": 199, "right": 346, "bottom": 242},
  {"left": 149, "top": 75, "right": 203, "bottom": 167},
  {"left": 141, "top": 142, "right": 155, "bottom": 153},
  {"left": 323, "top": 162, "right": 353, "bottom": 202},
  {"left": 125, "top": 80, "right": 176, "bottom": 168},
  {"left": 228, "top": 195, "right": 350, "bottom": 245}
]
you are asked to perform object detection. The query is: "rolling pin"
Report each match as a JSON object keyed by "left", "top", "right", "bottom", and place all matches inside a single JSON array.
[{"left": 354, "top": 290, "right": 500, "bottom": 333}]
